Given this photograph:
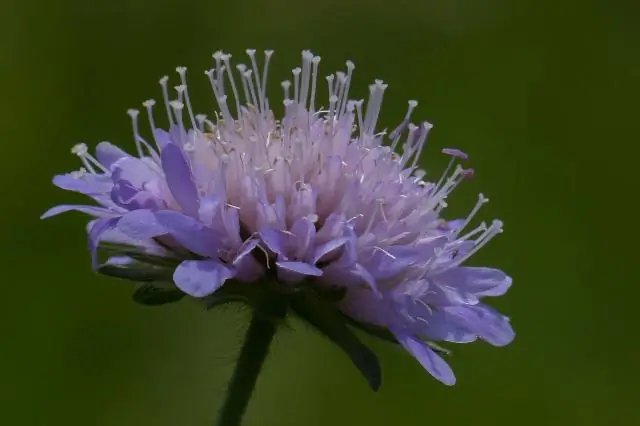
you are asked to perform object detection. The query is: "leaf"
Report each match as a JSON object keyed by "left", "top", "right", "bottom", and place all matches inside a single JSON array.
[
  {"left": 291, "top": 288, "right": 382, "bottom": 391},
  {"left": 132, "top": 284, "right": 185, "bottom": 306}
]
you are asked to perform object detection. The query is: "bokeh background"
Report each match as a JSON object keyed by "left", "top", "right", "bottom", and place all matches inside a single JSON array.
[{"left": 2, "top": 0, "right": 639, "bottom": 425}]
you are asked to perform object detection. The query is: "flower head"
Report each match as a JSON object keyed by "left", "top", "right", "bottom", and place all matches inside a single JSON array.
[{"left": 43, "top": 49, "right": 514, "bottom": 386}]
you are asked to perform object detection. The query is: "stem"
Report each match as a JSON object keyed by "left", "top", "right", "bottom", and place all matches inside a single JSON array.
[{"left": 215, "top": 294, "right": 289, "bottom": 426}]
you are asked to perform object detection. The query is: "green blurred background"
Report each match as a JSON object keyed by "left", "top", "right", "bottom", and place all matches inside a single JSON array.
[{"left": 2, "top": 0, "right": 638, "bottom": 424}]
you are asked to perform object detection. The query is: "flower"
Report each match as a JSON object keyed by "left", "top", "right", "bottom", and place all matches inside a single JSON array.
[{"left": 42, "top": 49, "right": 514, "bottom": 386}]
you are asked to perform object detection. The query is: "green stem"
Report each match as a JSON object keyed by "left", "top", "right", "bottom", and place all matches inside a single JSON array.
[{"left": 215, "top": 294, "right": 289, "bottom": 426}]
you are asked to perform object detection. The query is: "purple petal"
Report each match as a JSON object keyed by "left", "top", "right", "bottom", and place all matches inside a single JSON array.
[
  {"left": 111, "top": 157, "right": 158, "bottom": 188},
  {"left": 444, "top": 219, "right": 465, "bottom": 231},
  {"left": 153, "top": 129, "right": 172, "bottom": 150},
  {"left": 428, "top": 283, "right": 479, "bottom": 306},
  {"left": 169, "top": 124, "right": 187, "bottom": 145},
  {"left": 92, "top": 223, "right": 171, "bottom": 257},
  {"left": 88, "top": 217, "right": 119, "bottom": 268},
  {"left": 198, "top": 195, "right": 222, "bottom": 225},
  {"left": 259, "top": 228, "right": 285, "bottom": 257},
  {"left": 53, "top": 173, "right": 113, "bottom": 195},
  {"left": 366, "top": 237, "right": 447, "bottom": 281},
  {"left": 276, "top": 261, "right": 323, "bottom": 276},
  {"left": 395, "top": 331, "right": 456, "bottom": 385},
  {"left": 173, "top": 259, "right": 234, "bottom": 297},
  {"left": 443, "top": 304, "right": 515, "bottom": 347},
  {"left": 161, "top": 144, "right": 199, "bottom": 217},
  {"left": 95, "top": 142, "right": 130, "bottom": 168},
  {"left": 41, "top": 204, "right": 114, "bottom": 219},
  {"left": 310, "top": 237, "right": 349, "bottom": 264},
  {"left": 117, "top": 209, "right": 166, "bottom": 240},
  {"left": 111, "top": 180, "right": 165, "bottom": 210},
  {"left": 351, "top": 263, "right": 380, "bottom": 295},
  {"left": 233, "top": 239, "right": 260, "bottom": 266},
  {"left": 291, "top": 217, "right": 315, "bottom": 259},
  {"left": 436, "top": 267, "right": 512, "bottom": 298},
  {"left": 155, "top": 211, "right": 220, "bottom": 257},
  {"left": 398, "top": 298, "right": 477, "bottom": 343}
]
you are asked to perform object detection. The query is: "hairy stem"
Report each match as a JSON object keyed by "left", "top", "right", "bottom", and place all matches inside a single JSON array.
[{"left": 214, "top": 293, "right": 288, "bottom": 426}]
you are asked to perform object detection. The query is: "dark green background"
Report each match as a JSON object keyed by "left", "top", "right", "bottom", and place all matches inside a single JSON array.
[{"left": 2, "top": 0, "right": 638, "bottom": 425}]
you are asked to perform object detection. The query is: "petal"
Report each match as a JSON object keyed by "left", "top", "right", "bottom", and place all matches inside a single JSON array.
[
  {"left": 233, "top": 239, "right": 260, "bottom": 266},
  {"left": 428, "top": 283, "right": 479, "bottom": 306},
  {"left": 291, "top": 217, "right": 315, "bottom": 259},
  {"left": 350, "top": 263, "right": 380, "bottom": 295},
  {"left": 310, "top": 237, "right": 349, "bottom": 264},
  {"left": 95, "top": 141, "right": 130, "bottom": 168},
  {"left": 88, "top": 217, "right": 119, "bottom": 268},
  {"left": 111, "top": 157, "right": 158, "bottom": 188},
  {"left": 259, "top": 228, "right": 286, "bottom": 257},
  {"left": 92, "top": 223, "right": 170, "bottom": 257},
  {"left": 394, "top": 331, "right": 456, "bottom": 385},
  {"left": 443, "top": 304, "right": 515, "bottom": 347},
  {"left": 153, "top": 129, "right": 172, "bottom": 150},
  {"left": 315, "top": 213, "right": 347, "bottom": 242},
  {"left": 198, "top": 195, "right": 222, "bottom": 226},
  {"left": 161, "top": 144, "right": 199, "bottom": 216},
  {"left": 111, "top": 180, "right": 165, "bottom": 210},
  {"left": 444, "top": 219, "right": 465, "bottom": 231},
  {"left": 154, "top": 211, "right": 220, "bottom": 257},
  {"left": 53, "top": 173, "right": 113, "bottom": 195},
  {"left": 436, "top": 267, "right": 512, "bottom": 298},
  {"left": 117, "top": 209, "right": 166, "bottom": 240},
  {"left": 276, "top": 261, "right": 323, "bottom": 276},
  {"left": 41, "top": 204, "right": 114, "bottom": 219},
  {"left": 169, "top": 124, "right": 187, "bottom": 145},
  {"left": 398, "top": 297, "right": 477, "bottom": 343},
  {"left": 173, "top": 259, "right": 234, "bottom": 297}
]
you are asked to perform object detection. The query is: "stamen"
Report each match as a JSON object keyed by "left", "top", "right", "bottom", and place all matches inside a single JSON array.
[
  {"left": 299, "top": 50, "right": 313, "bottom": 109},
  {"left": 235, "top": 64, "right": 251, "bottom": 105},
  {"left": 334, "top": 71, "right": 346, "bottom": 117},
  {"left": 454, "top": 194, "right": 489, "bottom": 236},
  {"left": 353, "top": 100, "right": 365, "bottom": 140},
  {"left": 220, "top": 53, "right": 241, "bottom": 118},
  {"left": 410, "top": 122, "right": 433, "bottom": 169},
  {"left": 281, "top": 80, "right": 291, "bottom": 102},
  {"left": 246, "top": 49, "right": 265, "bottom": 113},
  {"left": 390, "top": 100, "right": 418, "bottom": 148},
  {"left": 243, "top": 69, "right": 259, "bottom": 110},
  {"left": 363, "top": 80, "right": 387, "bottom": 136},
  {"left": 453, "top": 219, "right": 503, "bottom": 265},
  {"left": 338, "top": 60, "right": 355, "bottom": 118},
  {"left": 260, "top": 50, "right": 274, "bottom": 114},
  {"left": 159, "top": 76, "right": 174, "bottom": 127},
  {"left": 142, "top": 99, "right": 162, "bottom": 151},
  {"left": 168, "top": 101, "right": 185, "bottom": 143},
  {"left": 292, "top": 67, "right": 301, "bottom": 105},
  {"left": 195, "top": 114, "right": 207, "bottom": 133},
  {"left": 126, "top": 109, "right": 145, "bottom": 158},
  {"left": 71, "top": 143, "right": 108, "bottom": 174},
  {"left": 175, "top": 67, "right": 197, "bottom": 129},
  {"left": 309, "top": 56, "right": 321, "bottom": 113},
  {"left": 372, "top": 246, "right": 396, "bottom": 260}
]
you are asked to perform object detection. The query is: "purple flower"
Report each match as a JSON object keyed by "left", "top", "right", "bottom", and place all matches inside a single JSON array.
[{"left": 42, "top": 49, "right": 514, "bottom": 386}]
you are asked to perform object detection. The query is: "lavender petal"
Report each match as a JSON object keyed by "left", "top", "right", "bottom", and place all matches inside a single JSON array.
[
  {"left": 395, "top": 331, "right": 456, "bottom": 385},
  {"left": 173, "top": 259, "right": 234, "bottom": 297},
  {"left": 41, "top": 204, "right": 114, "bottom": 219},
  {"left": 277, "top": 261, "right": 323, "bottom": 276},
  {"left": 161, "top": 143, "right": 200, "bottom": 217},
  {"left": 95, "top": 141, "right": 130, "bottom": 168}
]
